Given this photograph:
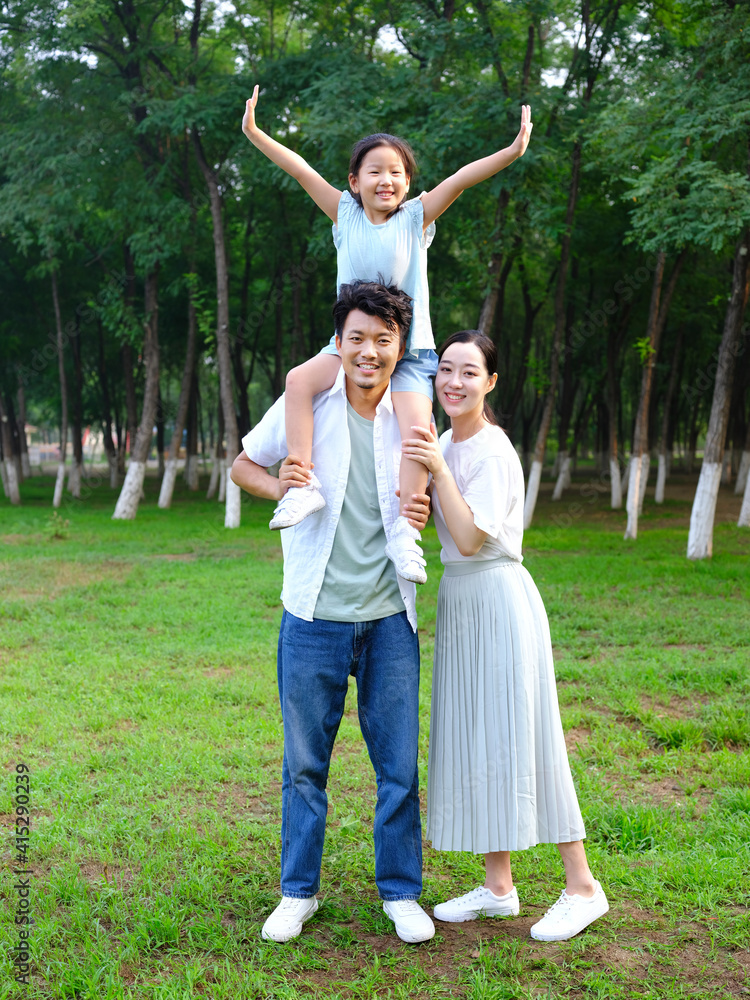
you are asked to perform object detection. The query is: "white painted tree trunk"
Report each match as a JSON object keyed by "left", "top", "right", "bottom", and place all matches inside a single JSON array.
[
  {"left": 206, "top": 450, "right": 220, "bottom": 499},
  {"left": 52, "top": 463, "right": 66, "bottom": 508},
  {"left": 610, "top": 457, "right": 622, "bottom": 509},
  {"left": 624, "top": 456, "right": 642, "bottom": 539},
  {"left": 21, "top": 453, "right": 31, "bottom": 478},
  {"left": 738, "top": 469, "right": 750, "bottom": 527},
  {"left": 720, "top": 448, "right": 732, "bottom": 485},
  {"left": 218, "top": 463, "right": 227, "bottom": 503},
  {"left": 67, "top": 459, "right": 82, "bottom": 499},
  {"left": 225, "top": 471, "right": 241, "bottom": 529},
  {"left": 735, "top": 451, "right": 750, "bottom": 495},
  {"left": 655, "top": 453, "right": 667, "bottom": 504},
  {"left": 3, "top": 459, "right": 20, "bottom": 505},
  {"left": 523, "top": 460, "right": 543, "bottom": 530},
  {"left": 637, "top": 453, "right": 650, "bottom": 514},
  {"left": 552, "top": 453, "right": 571, "bottom": 501},
  {"left": 112, "top": 461, "right": 147, "bottom": 520},
  {"left": 551, "top": 453, "right": 561, "bottom": 479},
  {"left": 187, "top": 455, "right": 199, "bottom": 491},
  {"left": 687, "top": 464, "right": 723, "bottom": 559},
  {"left": 158, "top": 458, "right": 179, "bottom": 509}
]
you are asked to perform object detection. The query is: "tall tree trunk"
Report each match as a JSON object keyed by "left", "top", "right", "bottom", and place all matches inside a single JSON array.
[
  {"left": 524, "top": 141, "right": 581, "bottom": 528},
  {"left": 51, "top": 268, "right": 68, "bottom": 508},
  {"left": 736, "top": 418, "right": 750, "bottom": 497},
  {"left": 113, "top": 266, "right": 161, "bottom": 519},
  {"left": 97, "top": 320, "right": 119, "bottom": 489},
  {"left": 655, "top": 325, "right": 684, "bottom": 504},
  {"left": 158, "top": 284, "right": 198, "bottom": 508},
  {"left": 207, "top": 400, "right": 223, "bottom": 500},
  {"left": 193, "top": 132, "right": 241, "bottom": 528},
  {"left": 477, "top": 190, "right": 511, "bottom": 337},
  {"left": 0, "top": 394, "right": 20, "bottom": 504},
  {"left": 606, "top": 305, "right": 631, "bottom": 509},
  {"left": 552, "top": 289, "right": 578, "bottom": 501},
  {"left": 689, "top": 230, "right": 750, "bottom": 557},
  {"left": 68, "top": 321, "right": 84, "bottom": 499},
  {"left": 16, "top": 373, "right": 31, "bottom": 479},
  {"left": 625, "top": 249, "right": 686, "bottom": 538}
]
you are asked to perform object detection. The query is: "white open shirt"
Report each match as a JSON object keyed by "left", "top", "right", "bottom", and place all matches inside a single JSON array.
[{"left": 241, "top": 366, "right": 418, "bottom": 631}]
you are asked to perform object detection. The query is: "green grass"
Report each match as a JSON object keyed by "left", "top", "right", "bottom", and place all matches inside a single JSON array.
[{"left": 1, "top": 471, "right": 749, "bottom": 999}]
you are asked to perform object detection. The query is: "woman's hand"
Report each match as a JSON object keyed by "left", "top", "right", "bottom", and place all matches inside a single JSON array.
[
  {"left": 242, "top": 84, "right": 260, "bottom": 137},
  {"left": 512, "top": 104, "right": 533, "bottom": 159},
  {"left": 401, "top": 425, "right": 447, "bottom": 478}
]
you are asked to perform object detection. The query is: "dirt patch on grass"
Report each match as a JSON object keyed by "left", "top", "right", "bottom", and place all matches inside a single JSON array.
[
  {"left": 603, "top": 773, "right": 714, "bottom": 811},
  {"left": 278, "top": 897, "right": 749, "bottom": 998},
  {"left": 150, "top": 553, "right": 197, "bottom": 562},
  {"left": 77, "top": 860, "right": 139, "bottom": 887},
  {"left": 13, "top": 560, "right": 130, "bottom": 601},
  {"left": 564, "top": 726, "right": 591, "bottom": 752}
]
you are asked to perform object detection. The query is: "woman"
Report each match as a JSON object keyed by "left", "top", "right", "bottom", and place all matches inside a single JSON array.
[{"left": 401, "top": 330, "right": 608, "bottom": 941}]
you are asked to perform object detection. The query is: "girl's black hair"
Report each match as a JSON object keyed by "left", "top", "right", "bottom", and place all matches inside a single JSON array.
[
  {"left": 437, "top": 330, "right": 499, "bottom": 426},
  {"left": 348, "top": 133, "right": 418, "bottom": 216}
]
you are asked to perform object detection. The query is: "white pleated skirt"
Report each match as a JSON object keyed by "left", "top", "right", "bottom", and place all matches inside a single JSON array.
[{"left": 426, "top": 557, "right": 586, "bottom": 853}]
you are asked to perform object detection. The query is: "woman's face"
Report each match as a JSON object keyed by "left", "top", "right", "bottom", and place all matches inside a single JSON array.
[{"left": 435, "top": 342, "right": 497, "bottom": 421}]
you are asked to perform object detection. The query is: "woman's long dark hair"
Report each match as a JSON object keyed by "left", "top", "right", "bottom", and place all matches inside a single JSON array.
[{"left": 437, "top": 330, "right": 499, "bottom": 426}]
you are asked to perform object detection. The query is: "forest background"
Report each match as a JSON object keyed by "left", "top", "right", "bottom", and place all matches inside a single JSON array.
[{"left": 1, "top": 0, "right": 750, "bottom": 545}]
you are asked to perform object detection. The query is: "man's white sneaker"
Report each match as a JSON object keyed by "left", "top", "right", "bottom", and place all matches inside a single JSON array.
[
  {"left": 384, "top": 516, "right": 427, "bottom": 584},
  {"left": 269, "top": 473, "right": 325, "bottom": 530},
  {"left": 383, "top": 899, "right": 435, "bottom": 943},
  {"left": 530, "top": 881, "right": 609, "bottom": 942},
  {"left": 434, "top": 885, "right": 520, "bottom": 923},
  {"left": 261, "top": 896, "right": 319, "bottom": 942}
]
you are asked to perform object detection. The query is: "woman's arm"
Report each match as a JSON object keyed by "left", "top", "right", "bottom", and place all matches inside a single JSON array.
[
  {"left": 242, "top": 85, "right": 342, "bottom": 223},
  {"left": 420, "top": 105, "right": 532, "bottom": 228},
  {"left": 400, "top": 426, "right": 487, "bottom": 557}
]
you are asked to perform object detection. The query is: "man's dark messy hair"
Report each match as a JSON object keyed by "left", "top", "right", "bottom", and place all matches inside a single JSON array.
[{"left": 333, "top": 280, "right": 413, "bottom": 348}]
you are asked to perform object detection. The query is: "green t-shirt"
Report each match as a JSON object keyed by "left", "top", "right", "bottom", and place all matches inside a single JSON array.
[{"left": 313, "top": 403, "right": 405, "bottom": 622}]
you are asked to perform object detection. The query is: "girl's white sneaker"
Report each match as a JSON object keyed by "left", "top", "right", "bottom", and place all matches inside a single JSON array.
[{"left": 434, "top": 885, "right": 520, "bottom": 923}]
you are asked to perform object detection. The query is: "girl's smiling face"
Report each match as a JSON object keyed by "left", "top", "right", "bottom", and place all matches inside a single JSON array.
[
  {"left": 436, "top": 342, "right": 497, "bottom": 424},
  {"left": 349, "top": 145, "right": 410, "bottom": 222}
]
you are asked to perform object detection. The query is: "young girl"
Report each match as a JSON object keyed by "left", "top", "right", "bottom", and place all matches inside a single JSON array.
[
  {"left": 241, "top": 88, "right": 532, "bottom": 583},
  {"left": 401, "top": 331, "right": 609, "bottom": 942}
]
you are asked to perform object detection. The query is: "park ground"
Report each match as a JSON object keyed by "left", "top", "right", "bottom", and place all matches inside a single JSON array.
[{"left": 0, "top": 469, "right": 749, "bottom": 999}]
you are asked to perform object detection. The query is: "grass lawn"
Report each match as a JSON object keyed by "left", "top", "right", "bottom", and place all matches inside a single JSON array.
[{"left": 1, "top": 469, "right": 749, "bottom": 999}]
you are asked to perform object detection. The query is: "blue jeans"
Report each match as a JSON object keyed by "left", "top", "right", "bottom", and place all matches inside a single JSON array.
[{"left": 277, "top": 610, "right": 422, "bottom": 900}]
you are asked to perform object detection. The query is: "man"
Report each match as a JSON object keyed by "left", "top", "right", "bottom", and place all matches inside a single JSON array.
[{"left": 231, "top": 281, "right": 434, "bottom": 945}]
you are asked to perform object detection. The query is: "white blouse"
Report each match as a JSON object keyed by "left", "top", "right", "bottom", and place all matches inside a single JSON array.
[{"left": 432, "top": 423, "right": 524, "bottom": 565}]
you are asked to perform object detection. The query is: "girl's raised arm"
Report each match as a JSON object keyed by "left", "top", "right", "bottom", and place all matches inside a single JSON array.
[
  {"left": 242, "top": 85, "right": 342, "bottom": 223},
  {"left": 420, "top": 105, "right": 532, "bottom": 229}
]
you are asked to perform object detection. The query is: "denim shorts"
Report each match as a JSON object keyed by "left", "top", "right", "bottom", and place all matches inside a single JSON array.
[{"left": 320, "top": 339, "right": 438, "bottom": 400}]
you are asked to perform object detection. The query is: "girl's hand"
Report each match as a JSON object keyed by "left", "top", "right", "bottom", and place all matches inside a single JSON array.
[
  {"left": 242, "top": 85, "right": 260, "bottom": 137},
  {"left": 401, "top": 425, "right": 446, "bottom": 477},
  {"left": 512, "top": 105, "right": 533, "bottom": 158}
]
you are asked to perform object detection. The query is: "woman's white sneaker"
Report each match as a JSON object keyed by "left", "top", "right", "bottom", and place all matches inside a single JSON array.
[
  {"left": 261, "top": 896, "right": 319, "bottom": 942},
  {"left": 530, "top": 881, "right": 609, "bottom": 941},
  {"left": 434, "top": 885, "right": 520, "bottom": 923},
  {"left": 383, "top": 899, "right": 435, "bottom": 943}
]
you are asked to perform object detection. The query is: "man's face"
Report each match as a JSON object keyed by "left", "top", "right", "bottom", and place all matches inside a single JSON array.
[{"left": 336, "top": 309, "right": 404, "bottom": 390}]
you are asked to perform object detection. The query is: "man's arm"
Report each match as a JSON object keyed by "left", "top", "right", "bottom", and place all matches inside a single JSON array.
[
  {"left": 231, "top": 452, "right": 311, "bottom": 501},
  {"left": 231, "top": 452, "right": 281, "bottom": 501}
]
